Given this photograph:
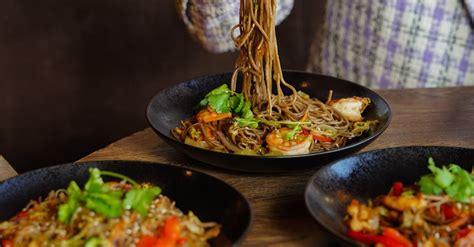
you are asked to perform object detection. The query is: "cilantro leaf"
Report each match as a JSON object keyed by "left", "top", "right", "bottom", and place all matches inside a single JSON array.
[
  {"left": 427, "top": 157, "right": 455, "bottom": 188},
  {"left": 241, "top": 101, "right": 254, "bottom": 119},
  {"left": 445, "top": 166, "right": 473, "bottom": 203},
  {"left": 230, "top": 93, "right": 245, "bottom": 113},
  {"left": 84, "top": 192, "right": 123, "bottom": 218},
  {"left": 418, "top": 157, "right": 474, "bottom": 203},
  {"left": 123, "top": 187, "right": 162, "bottom": 217},
  {"left": 419, "top": 175, "right": 442, "bottom": 195},
  {"left": 205, "top": 84, "right": 231, "bottom": 97},
  {"left": 208, "top": 93, "right": 230, "bottom": 113},
  {"left": 84, "top": 168, "right": 105, "bottom": 193},
  {"left": 199, "top": 98, "right": 208, "bottom": 107},
  {"left": 58, "top": 168, "right": 162, "bottom": 223},
  {"left": 58, "top": 181, "right": 82, "bottom": 224}
]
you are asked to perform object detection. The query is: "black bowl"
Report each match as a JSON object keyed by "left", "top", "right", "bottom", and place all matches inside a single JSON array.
[
  {"left": 147, "top": 71, "right": 391, "bottom": 173},
  {"left": 0, "top": 160, "right": 251, "bottom": 246},
  {"left": 304, "top": 146, "right": 474, "bottom": 246}
]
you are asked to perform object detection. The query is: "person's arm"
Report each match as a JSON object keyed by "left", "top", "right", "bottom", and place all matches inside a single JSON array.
[{"left": 176, "top": 0, "right": 294, "bottom": 53}]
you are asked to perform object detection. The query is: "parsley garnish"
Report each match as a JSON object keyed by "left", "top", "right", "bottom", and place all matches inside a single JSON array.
[
  {"left": 418, "top": 157, "right": 474, "bottom": 203},
  {"left": 58, "top": 168, "right": 162, "bottom": 224}
]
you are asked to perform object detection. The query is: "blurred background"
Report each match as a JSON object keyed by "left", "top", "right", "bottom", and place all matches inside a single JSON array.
[{"left": 0, "top": 1, "right": 325, "bottom": 173}]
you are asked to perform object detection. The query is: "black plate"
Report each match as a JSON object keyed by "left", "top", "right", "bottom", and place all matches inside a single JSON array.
[
  {"left": 147, "top": 71, "right": 391, "bottom": 173},
  {"left": 305, "top": 146, "right": 474, "bottom": 246},
  {"left": 0, "top": 160, "right": 251, "bottom": 246}
]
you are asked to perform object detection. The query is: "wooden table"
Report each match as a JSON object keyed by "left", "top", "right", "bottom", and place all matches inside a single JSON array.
[{"left": 2, "top": 86, "right": 474, "bottom": 246}]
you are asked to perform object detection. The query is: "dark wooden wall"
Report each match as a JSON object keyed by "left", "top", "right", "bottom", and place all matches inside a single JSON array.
[{"left": 0, "top": 1, "right": 325, "bottom": 173}]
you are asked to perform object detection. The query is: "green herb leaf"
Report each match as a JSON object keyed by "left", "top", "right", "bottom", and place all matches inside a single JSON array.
[
  {"left": 419, "top": 175, "right": 443, "bottom": 195},
  {"left": 230, "top": 93, "right": 245, "bottom": 113},
  {"left": 58, "top": 168, "right": 160, "bottom": 223},
  {"left": 123, "top": 187, "right": 162, "bottom": 217},
  {"left": 84, "top": 168, "right": 105, "bottom": 193},
  {"left": 197, "top": 84, "right": 233, "bottom": 113},
  {"left": 84, "top": 192, "right": 123, "bottom": 218},
  {"left": 241, "top": 101, "right": 254, "bottom": 119},
  {"left": 283, "top": 125, "right": 302, "bottom": 141},
  {"left": 58, "top": 181, "right": 81, "bottom": 224},
  {"left": 427, "top": 157, "right": 455, "bottom": 189},
  {"left": 445, "top": 167, "right": 473, "bottom": 203},
  {"left": 208, "top": 93, "right": 230, "bottom": 113},
  {"left": 205, "top": 84, "right": 231, "bottom": 96},
  {"left": 418, "top": 158, "right": 474, "bottom": 202}
]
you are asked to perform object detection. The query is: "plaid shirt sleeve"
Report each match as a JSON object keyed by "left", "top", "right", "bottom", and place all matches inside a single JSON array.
[
  {"left": 176, "top": 0, "right": 294, "bottom": 53},
  {"left": 309, "top": 0, "right": 474, "bottom": 89}
]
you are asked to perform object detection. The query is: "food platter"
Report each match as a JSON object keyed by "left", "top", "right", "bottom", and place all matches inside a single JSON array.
[
  {"left": 305, "top": 146, "right": 474, "bottom": 245},
  {"left": 146, "top": 70, "right": 391, "bottom": 173},
  {"left": 0, "top": 160, "right": 252, "bottom": 246}
]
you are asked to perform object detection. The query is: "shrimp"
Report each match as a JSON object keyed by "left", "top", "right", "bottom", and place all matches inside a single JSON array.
[
  {"left": 328, "top": 97, "right": 370, "bottom": 122},
  {"left": 265, "top": 127, "right": 312, "bottom": 155},
  {"left": 196, "top": 108, "right": 232, "bottom": 123}
]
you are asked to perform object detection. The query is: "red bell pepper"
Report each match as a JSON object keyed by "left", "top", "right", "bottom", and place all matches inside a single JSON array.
[
  {"left": 137, "top": 216, "right": 184, "bottom": 247},
  {"left": 137, "top": 236, "right": 159, "bottom": 247},
  {"left": 441, "top": 204, "right": 456, "bottom": 220},
  {"left": 390, "top": 182, "right": 404, "bottom": 196},
  {"left": 12, "top": 210, "right": 28, "bottom": 222},
  {"left": 347, "top": 228, "right": 413, "bottom": 247},
  {"left": 347, "top": 231, "right": 401, "bottom": 247},
  {"left": 382, "top": 228, "right": 413, "bottom": 247}
]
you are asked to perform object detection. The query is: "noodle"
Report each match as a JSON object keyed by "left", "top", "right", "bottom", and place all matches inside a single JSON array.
[{"left": 173, "top": 0, "right": 376, "bottom": 155}]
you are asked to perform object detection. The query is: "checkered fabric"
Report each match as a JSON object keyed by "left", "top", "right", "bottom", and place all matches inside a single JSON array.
[
  {"left": 176, "top": 0, "right": 294, "bottom": 53},
  {"left": 308, "top": 0, "right": 474, "bottom": 89}
]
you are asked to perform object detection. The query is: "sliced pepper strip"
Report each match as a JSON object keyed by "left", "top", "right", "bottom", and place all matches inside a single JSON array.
[
  {"left": 347, "top": 231, "right": 401, "bottom": 247},
  {"left": 347, "top": 229, "right": 413, "bottom": 247},
  {"left": 137, "top": 216, "right": 184, "bottom": 247},
  {"left": 382, "top": 228, "right": 413, "bottom": 247}
]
